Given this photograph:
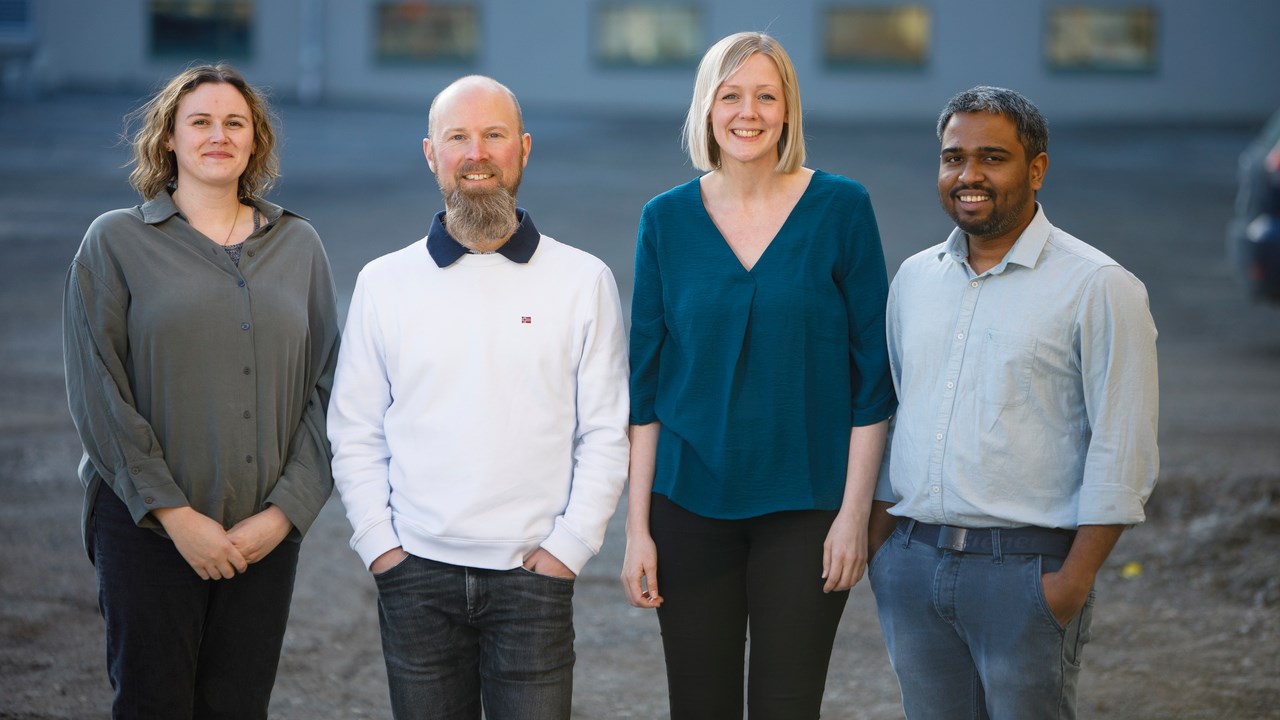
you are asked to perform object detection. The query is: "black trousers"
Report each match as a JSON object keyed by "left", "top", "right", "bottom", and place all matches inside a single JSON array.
[
  {"left": 649, "top": 493, "right": 849, "bottom": 720},
  {"left": 88, "top": 487, "right": 300, "bottom": 720}
]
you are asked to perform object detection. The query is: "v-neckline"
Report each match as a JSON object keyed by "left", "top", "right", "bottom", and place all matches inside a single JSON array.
[{"left": 697, "top": 170, "right": 818, "bottom": 274}]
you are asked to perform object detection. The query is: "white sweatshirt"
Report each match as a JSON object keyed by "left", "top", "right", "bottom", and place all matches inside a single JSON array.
[{"left": 328, "top": 234, "right": 629, "bottom": 574}]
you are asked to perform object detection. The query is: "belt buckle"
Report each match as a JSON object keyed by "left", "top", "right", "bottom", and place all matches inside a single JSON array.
[{"left": 937, "top": 525, "right": 969, "bottom": 552}]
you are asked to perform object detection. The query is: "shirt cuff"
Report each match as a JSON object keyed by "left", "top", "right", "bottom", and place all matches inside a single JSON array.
[{"left": 1077, "top": 483, "right": 1148, "bottom": 526}]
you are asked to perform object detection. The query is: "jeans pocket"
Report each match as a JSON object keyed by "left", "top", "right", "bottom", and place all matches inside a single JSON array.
[
  {"left": 517, "top": 566, "right": 576, "bottom": 587},
  {"left": 1030, "top": 554, "right": 1068, "bottom": 632},
  {"left": 371, "top": 553, "right": 413, "bottom": 590}
]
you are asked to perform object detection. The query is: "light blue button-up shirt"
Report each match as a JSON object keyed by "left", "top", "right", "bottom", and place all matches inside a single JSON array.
[{"left": 874, "top": 205, "right": 1158, "bottom": 529}]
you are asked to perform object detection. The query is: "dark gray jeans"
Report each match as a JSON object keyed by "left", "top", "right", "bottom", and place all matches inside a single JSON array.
[{"left": 373, "top": 553, "right": 576, "bottom": 720}]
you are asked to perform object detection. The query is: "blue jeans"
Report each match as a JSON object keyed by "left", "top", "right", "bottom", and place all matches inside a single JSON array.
[
  {"left": 373, "top": 554, "right": 576, "bottom": 720},
  {"left": 869, "top": 522, "right": 1094, "bottom": 720},
  {"left": 88, "top": 487, "right": 299, "bottom": 720}
]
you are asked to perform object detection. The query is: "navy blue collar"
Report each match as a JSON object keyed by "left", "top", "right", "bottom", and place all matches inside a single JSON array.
[{"left": 426, "top": 207, "right": 540, "bottom": 268}]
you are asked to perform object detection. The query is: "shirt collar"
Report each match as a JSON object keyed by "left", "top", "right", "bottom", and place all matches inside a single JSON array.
[
  {"left": 938, "top": 203, "right": 1051, "bottom": 274},
  {"left": 426, "top": 207, "right": 540, "bottom": 268},
  {"left": 139, "top": 188, "right": 297, "bottom": 225}
]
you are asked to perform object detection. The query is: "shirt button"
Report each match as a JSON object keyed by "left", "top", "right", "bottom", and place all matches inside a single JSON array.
[
  {"left": 238, "top": 279, "right": 246, "bottom": 287},
  {"left": 935, "top": 433, "right": 943, "bottom": 441},
  {"left": 243, "top": 410, "right": 251, "bottom": 419},
  {"left": 144, "top": 496, "right": 155, "bottom": 504},
  {"left": 946, "top": 381, "right": 955, "bottom": 389},
  {"left": 241, "top": 322, "right": 250, "bottom": 330},
  {"left": 245, "top": 455, "right": 254, "bottom": 463},
  {"left": 247, "top": 250, "right": 255, "bottom": 257},
  {"left": 956, "top": 332, "right": 965, "bottom": 340},
  {"left": 130, "top": 466, "right": 141, "bottom": 475},
  {"left": 970, "top": 281, "right": 979, "bottom": 288},
  {"left": 931, "top": 486, "right": 940, "bottom": 494},
  {"left": 243, "top": 367, "right": 252, "bottom": 375}
]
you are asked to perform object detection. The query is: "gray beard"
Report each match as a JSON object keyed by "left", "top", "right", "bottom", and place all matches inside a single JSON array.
[{"left": 444, "top": 187, "right": 519, "bottom": 253}]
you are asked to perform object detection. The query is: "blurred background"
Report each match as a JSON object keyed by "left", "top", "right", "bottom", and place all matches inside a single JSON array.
[{"left": 2, "top": 1, "right": 1279, "bottom": 718}]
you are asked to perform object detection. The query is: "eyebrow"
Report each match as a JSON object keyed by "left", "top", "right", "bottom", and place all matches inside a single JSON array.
[
  {"left": 439, "top": 124, "right": 511, "bottom": 135},
  {"left": 185, "top": 112, "right": 250, "bottom": 120},
  {"left": 941, "top": 145, "right": 1012, "bottom": 155}
]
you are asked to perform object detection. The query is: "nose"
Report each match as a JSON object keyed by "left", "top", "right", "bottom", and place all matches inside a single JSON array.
[
  {"left": 739, "top": 97, "right": 759, "bottom": 119},
  {"left": 209, "top": 123, "right": 226, "bottom": 142},
  {"left": 463, "top": 138, "right": 489, "bottom": 162},
  {"left": 957, "top": 159, "right": 983, "bottom": 184}
]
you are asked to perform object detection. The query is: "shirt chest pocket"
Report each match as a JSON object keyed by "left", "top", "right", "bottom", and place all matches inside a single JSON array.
[{"left": 977, "top": 329, "right": 1037, "bottom": 408}]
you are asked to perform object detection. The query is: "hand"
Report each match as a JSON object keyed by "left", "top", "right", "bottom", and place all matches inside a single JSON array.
[
  {"left": 620, "top": 532, "right": 663, "bottom": 608},
  {"left": 1041, "top": 570, "right": 1091, "bottom": 626},
  {"left": 822, "top": 510, "right": 868, "bottom": 593},
  {"left": 370, "top": 546, "right": 409, "bottom": 575},
  {"left": 523, "top": 548, "right": 576, "bottom": 580},
  {"left": 151, "top": 506, "right": 248, "bottom": 580},
  {"left": 227, "top": 505, "right": 293, "bottom": 564}
]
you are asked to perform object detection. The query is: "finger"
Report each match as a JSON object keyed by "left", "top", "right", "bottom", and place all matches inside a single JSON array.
[{"left": 822, "top": 542, "right": 833, "bottom": 580}]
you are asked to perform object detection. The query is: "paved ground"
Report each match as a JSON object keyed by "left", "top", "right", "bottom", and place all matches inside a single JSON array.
[{"left": 1, "top": 93, "right": 1278, "bottom": 719}]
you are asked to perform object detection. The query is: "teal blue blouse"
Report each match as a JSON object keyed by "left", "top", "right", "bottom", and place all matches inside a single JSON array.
[{"left": 630, "top": 170, "right": 897, "bottom": 519}]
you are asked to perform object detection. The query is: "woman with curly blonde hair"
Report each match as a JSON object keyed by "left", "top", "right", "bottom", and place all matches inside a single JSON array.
[{"left": 63, "top": 63, "right": 339, "bottom": 718}]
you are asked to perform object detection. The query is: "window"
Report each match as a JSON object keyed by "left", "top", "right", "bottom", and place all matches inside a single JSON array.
[
  {"left": 149, "top": 0, "right": 252, "bottom": 60},
  {"left": 1046, "top": 6, "right": 1157, "bottom": 72},
  {"left": 596, "top": 4, "right": 702, "bottom": 67},
  {"left": 824, "top": 6, "right": 930, "bottom": 68},
  {"left": 375, "top": 2, "right": 478, "bottom": 64}
]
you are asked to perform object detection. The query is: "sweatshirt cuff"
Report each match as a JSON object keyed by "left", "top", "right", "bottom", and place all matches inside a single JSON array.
[
  {"left": 352, "top": 518, "right": 402, "bottom": 570},
  {"left": 540, "top": 521, "right": 596, "bottom": 576}
]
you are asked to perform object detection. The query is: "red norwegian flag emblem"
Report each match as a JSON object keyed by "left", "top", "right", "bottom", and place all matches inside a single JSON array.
[{"left": 521, "top": 316, "right": 532, "bottom": 324}]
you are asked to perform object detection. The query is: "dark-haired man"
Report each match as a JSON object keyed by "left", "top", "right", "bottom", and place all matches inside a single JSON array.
[{"left": 869, "top": 86, "right": 1159, "bottom": 719}]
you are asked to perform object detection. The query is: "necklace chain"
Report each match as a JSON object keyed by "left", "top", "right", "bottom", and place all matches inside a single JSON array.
[{"left": 223, "top": 203, "right": 242, "bottom": 245}]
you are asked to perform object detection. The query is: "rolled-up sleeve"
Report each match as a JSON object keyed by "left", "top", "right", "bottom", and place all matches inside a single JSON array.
[
  {"left": 1076, "top": 266, "right": 1159, "bottom": 525},
  {"left": 840, "top": 188, "right": 897, "bottom": 427}
]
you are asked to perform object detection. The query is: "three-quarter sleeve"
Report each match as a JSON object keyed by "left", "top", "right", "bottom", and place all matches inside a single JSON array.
[
  {"left": 839, "top": 186, "right": 897, "bottom": 426},
  {"left": 629, "top": 203, "right": 666, "bottom": 425},
  {"left": 63, "top": 254, "right": 187, "bottom": 523}
]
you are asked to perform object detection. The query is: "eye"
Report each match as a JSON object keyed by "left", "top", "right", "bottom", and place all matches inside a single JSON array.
[
  {"left": 720, "top": 92, "right": 739, "bottom": 102},
  {"left": 759, "top": 93, "right": 777, "bottom": 101},
  {"left": 193, "top": 118, "right": 209, "bottom": 126},
  {"left": 486, "top": 131, "right": 504, "bottom": 139},
  {"left": 449, "top": 133, "right": 466, "bottom": 141}
]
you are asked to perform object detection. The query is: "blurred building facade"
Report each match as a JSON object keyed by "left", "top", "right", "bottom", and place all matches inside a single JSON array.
[{"left": 4, "top": 0, "right": 1277, "bottom": 122}]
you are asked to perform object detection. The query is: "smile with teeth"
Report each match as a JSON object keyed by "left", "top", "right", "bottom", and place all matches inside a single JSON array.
[
  {"left": 958, "top": 192, "right": 990, "bottom": 202},
  {"left": 732, "top": 129, "right": 763, "bottom": 138},
  {"left": 463, "top": 173, "right": 493, "bottom": 180}
]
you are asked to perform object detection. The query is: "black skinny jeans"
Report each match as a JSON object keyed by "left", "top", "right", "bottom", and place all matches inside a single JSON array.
[{"left": 649, "top": 493, "right": 850, "bottom": 720}]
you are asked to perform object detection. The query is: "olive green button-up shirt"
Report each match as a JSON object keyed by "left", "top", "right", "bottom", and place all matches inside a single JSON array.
[{"left": 63, "top": 190, "right": 340, "bottom": 545}]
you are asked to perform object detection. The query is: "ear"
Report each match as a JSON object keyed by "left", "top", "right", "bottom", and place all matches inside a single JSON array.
[
  {"left": 165, "top": 133, "right": 174, "bottom": 153},
  {"left": 423, "top": 138, "right": 436, "bottom": 172},
  {"left": 520, "top": 133, "right": 531, "bottom": 168},
  {"left": 1028, "top": 151, "right": 1048, "bottom": 191}
]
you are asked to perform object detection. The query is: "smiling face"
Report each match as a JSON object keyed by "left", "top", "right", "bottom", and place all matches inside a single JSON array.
[
  {"left": 938, "top": 111, "right": 1047, "bottom": 248},
  {"left": 166, "top": 81, "right": 254, "bottom": 193},
  {"left": 709, "top": 52, "right": 787, "bottom": 169},
  {"left": 424, "top": 80, "right": 530, "bottom": 201}
]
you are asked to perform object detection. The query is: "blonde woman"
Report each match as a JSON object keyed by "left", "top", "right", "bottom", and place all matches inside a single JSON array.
[
  {"left": 621, "top": 33, "right": 895, "bottom": 718},
  {"left": 63, "top": 64, "right": 338, "bottom": 718}
]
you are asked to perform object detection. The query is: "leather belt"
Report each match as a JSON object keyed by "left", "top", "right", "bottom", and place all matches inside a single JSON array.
[{"left": 901, "top": 519, "right": 1075, "bottom": 558}]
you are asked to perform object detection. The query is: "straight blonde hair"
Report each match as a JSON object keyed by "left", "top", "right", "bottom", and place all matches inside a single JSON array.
[
  {"left": 682, "top": 32, "right": 805, "bottom": 173},
  {"left": 126, "top": 63, "right": 279, "bottom": 201}
]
